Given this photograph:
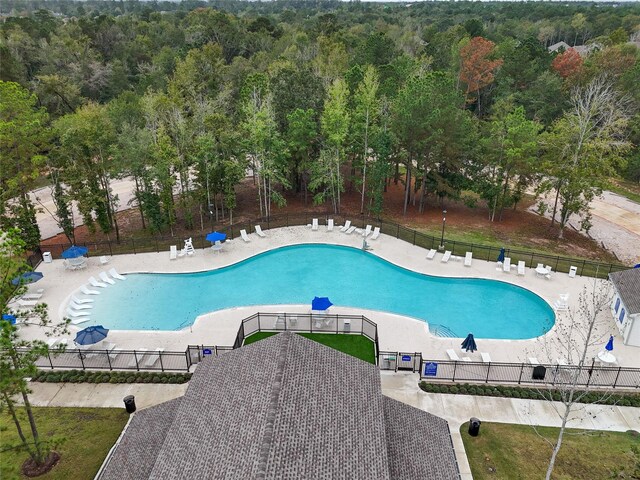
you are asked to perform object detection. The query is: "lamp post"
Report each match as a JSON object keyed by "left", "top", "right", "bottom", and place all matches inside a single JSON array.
[{"left": 439, "top": 209, "right": 447, "bottom": 250}]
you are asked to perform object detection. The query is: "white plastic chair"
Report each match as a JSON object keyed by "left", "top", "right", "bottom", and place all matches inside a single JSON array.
[
  {"left": 170, "top": 245, "right": 177, "bottom": 260},
  {"left": 240, "top": 229, "right": 250, "bottom": 242},
  {"left": 99, "top": 256, "right": 109, "bottom": 265},
  {"left": 370, "top": 227, "right": 380, "bottom": 240},
  {"left": 327, "top": 219, "right": 334, "bottom": 232},
  {"left": 363, "top": 225, "right": 372, "bottom": 237},
  {"left": 464, "top": 252, "right": 473, "bottom": 266},
  {"left": 108, "top": 268, "right": 126, "bottom": 281},
  {"left": 312, "top": 218, "right": 319, "bottom": 231},
  {"left": 99, "top": 271, "right": 116, "bottom": 285},
  {"left": 426, "top": 249, "right": 437, "bottom": 260},
  {"left": 441, "top": 251, "right": 452, "bottom": 263},
  {"left": 255, "top": 225, "right": 266, "bottom": 237},
  {"left": 340, "top": 220, "right": 352, "bottom": 232}
]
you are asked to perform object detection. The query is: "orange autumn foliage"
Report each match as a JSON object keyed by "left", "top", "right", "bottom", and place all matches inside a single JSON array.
[
  {"left": 459, "top": 37, "right": 503, "bottom": 101},
  {"left": 551, "top": 48, "right": 583, "bottom": 79}
]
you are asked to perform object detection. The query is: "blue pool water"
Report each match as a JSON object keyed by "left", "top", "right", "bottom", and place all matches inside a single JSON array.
[{"left": 85, "top": 244, "right": 555, "bottom": 338}]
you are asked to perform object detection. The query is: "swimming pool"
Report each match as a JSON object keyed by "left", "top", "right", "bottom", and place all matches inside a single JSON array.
[{"left": 83, "top": 244, "right": 555, "bottom": 338}]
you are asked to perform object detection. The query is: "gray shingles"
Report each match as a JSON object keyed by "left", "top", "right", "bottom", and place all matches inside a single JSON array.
[
  {"left": 100, "top": 397, "right": 182, "bottom": 480},
  {"left": 610, "top": 269, "right": 640, "bottom": 314},
  {"left": 100, "top": 332, "right": 459, "bottom": 479},
  {"left": 383, "top": 396, "right": 460, "bottom": 480}
]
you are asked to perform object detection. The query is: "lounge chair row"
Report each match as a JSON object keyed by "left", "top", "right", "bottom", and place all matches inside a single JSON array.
[{"left": 310, "top": 219, "right": 381, "bottom": 240}]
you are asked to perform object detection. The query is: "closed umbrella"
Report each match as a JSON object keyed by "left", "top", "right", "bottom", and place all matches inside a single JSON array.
[
  {"left": 61, "top": 245, "right": 88, "bottom": 259},
  {"left": 605, "top": 335, "right": 614, "bottom": 352},
  {"left": 206, "top": 231, "right": 227, "bottom": 243},
  {"left": 74, "top": 325, "right": 109, "bottom": 345},
  {"left": 497, "top": 248, "right": 505, "bottom": 263},
  {"left": 461, "top": 333, "right": 477, "bottom": 353},
  {"left": 311, "top": 296, "right": 333, "bottom": 311},
  {"left": 11, "top": 271, "right": 43, "bottom": 286}
]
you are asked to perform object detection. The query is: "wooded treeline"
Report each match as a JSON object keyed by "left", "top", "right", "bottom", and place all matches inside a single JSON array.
[{"left": 1, "top": 1, "right": 639, "bottom": 249}]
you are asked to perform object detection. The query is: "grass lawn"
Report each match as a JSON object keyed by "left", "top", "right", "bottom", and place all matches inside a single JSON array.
[
  {"left": 243, "top": 332, "right": 376, "bottom": 364},
  {"left": 1, "top": 407, "right": 128, "bottom": 480},
  {"left": 607, "top": 179, "right": 640, "bottom": 204},
  {"left": 461, "top": 422, "right": 640, "bottom": 480}
]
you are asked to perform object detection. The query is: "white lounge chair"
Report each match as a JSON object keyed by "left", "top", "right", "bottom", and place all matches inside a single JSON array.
[
  {"left": 327, "top": 219, "right": 334, "bottom": 232},
  {"left": 72, "top": 295, "right": 94, "bottom": 304},
  {"left": 143, "top": 348, "right": 165, "bottom": 367},
  {"left": 502, "top": 257, "right": 511, "bottom": 273},
  {"left": 70, "top": 301, "right": 92, "bottom": 310},
  {"left": 255, "top": 225, "right": 266, "bottom": 237},
  {"left": 22, "top": 291, "right": 44, "bottom": 300},
  {"left": 66, "top": 309, "right": 90, "bottom": 318},
  {"left": 345, "top": 226, "right": 357, "bottom": 234},
  {"left": 99, "top": 271, "right": 116, "bottom": 285},
  {"left": 553, "top": 300, "right": 569, "bottom": 312},
  {"left": 240, "top": 229, "right": 250, "bottom": 242},
  {"left": 363, "top": 225, "right": 372, "bottom": 237},
  {"left": 89, "top": 276, "right": 108, "bottom": 288},
  {"left": 517, "top": 261, "right": 526, "bottom": 276},
  {"left": 100, "top": 256, "right": 109, "bottom": 265},
  {"left": 312, "top": 218, "right": 319, "bottom": 231},
  {"left": 47, "top": 338, "right": 68, "bottom": 349},
  {"left": 340, "top": 220, "right": 352, "bottom": 232},
  {"left": 170, "top": 245, "right": 178, "bottom": 260},
  {"left": 426, "top": 249, "right": 437, "bottom": 260},
  {"left": 81, "top": 285, "right": 100, "bottom": 295},
  {"left": 127, "top": 349, "right": 148, "bottom": 368},
  {"left": 446, "top": 348, "right": 470, "bottom": 361},
  {"left": 370, "top": 227, "right": 380, "bottom": 240},
  {"left": 441, "top": 251, "right": 452, "bottom": 263},
  {"left": 464, "top": 252, "right": 472, "bottom": 266},
  {"left": 70, "top": 317, "right": 89, "bottom": 325},
  {"left": 108, "top": 268, "right": 126, "bottom": 281},
  {"left": 481, "top": 352, "right": 492, "bottom": 363},
  {"left": 16, "top": 299, "right": 39, "bottom": 307},
  {"left": 528, "top": 357, "right": 539, "bottom": 365}
]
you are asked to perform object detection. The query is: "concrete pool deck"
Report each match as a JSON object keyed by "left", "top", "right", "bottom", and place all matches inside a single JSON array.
[{"left": 16, "top": 225, "right": 637, "bottom": 367}]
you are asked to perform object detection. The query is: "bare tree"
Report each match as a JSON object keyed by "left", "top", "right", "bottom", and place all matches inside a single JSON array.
[{"left": 529, "top": 279, "right": 615, "bottom": 480}]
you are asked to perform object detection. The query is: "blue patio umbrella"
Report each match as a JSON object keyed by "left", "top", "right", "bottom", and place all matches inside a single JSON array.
[
  {"left": 497, "top": 248, "right": 505, "bottom": 263},
  {"left": 206, "top": 231, "right": 227, "bottom": 243},
  {"left": 2, "top": 314, "right": 17, "bottom": 325},
  {"left": 605, "top": 335, "right": 614, "bottom": 352},
  {"left": 74, "top": 325, "right": 109, "bottom": 345},
  {"left": 61, "top": 245, "right": 89, "bottom": 259},
  {"left": 461, "top": 333, "right": 477, "bottom": 353},
  {"left": 312, "top": 296, "right": 333, "bottom": 311},
  {"left": 11, "top": 271, "right": 43, "bottom": 286},
  {"left": 634, "top": 264, "right": 640, "bottom": 269}
]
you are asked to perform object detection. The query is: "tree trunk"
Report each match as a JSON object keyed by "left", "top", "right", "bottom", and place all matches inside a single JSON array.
[
  {"left": 134, "top": 176, "right": 146, "bottom": 230},
  {"left": 403, "top": 161, "right": 411, "bottom": 216},
  {"left": 550, "top": 180, "right": 562, "bottom": 226}
]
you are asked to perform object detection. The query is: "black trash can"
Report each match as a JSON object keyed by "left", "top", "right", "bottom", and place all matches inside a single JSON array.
[
  {"left": 123, "top": 395, "right": 136, "bottom": 414},
  {"left": 468, "top": 417, "right": 481, "bottom": 437}
]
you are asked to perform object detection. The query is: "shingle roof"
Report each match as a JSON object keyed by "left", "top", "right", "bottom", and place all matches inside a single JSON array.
[
  {"left": 99, "top": 332, "right": 459, "bottom": 479},
  {"left": 610, "top": 268, "right": 640, "bottom": 314},
  {"left": 383, "top": 396, "right": 459, "bottom": 479},
  {"left": 99, "top": 398, "right": 182, "bottom": 480}
]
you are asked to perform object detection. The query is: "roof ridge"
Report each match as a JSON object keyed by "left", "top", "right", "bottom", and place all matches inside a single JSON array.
[{"left": 254, "top": 332, "right": 292, "bottom": 479}]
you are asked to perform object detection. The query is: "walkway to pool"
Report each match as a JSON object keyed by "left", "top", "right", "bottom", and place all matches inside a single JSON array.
[
  {"left": 24, "top": 374, "right": 640, "bottom": 480},
  {"left": 19, "top": 225, "right": 638, "bottom": 367}
]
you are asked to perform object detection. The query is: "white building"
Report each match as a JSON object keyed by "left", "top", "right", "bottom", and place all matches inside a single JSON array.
[{"left": 609, "top": 268, "right": 640, "bottom": 347}]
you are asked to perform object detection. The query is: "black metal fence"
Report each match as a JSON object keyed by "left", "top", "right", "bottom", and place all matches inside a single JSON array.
[
  {"left": 233, "top": 312, "right": 380, "bottom": 362},
  {"left": 417, "top": 359, "right": 640, "bottom": 389},
  {"left": 30, "top": 312, "right": 379, "bottom": 371},
  {"left": 378, "top": 351, "right": 423, "bottom": 373},
  {"left": 38, "top": 212, "right": 627, "bottom": 279}
]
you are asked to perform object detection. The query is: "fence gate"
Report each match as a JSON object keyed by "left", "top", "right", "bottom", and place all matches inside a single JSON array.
[{"left": 397, "top": 352, "right": 422, "bottom": 372}]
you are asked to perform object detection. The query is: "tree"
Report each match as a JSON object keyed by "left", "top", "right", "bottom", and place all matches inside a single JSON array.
[
  {"left": 351, "top": 65, "right": 381, "bottom": 214},
  {"left": 0, "top": 81, "right": 48, "bottom": 250},
  {"left": 551, "top": 48, "right": 583, "bottom": 79},
  {"left": 459, "top": 37, "right": 503, "bottom": 115},
  {"left": 1, "top": 229, "right": 69, "bottom": 475},
  {"left": 286, "top": 108, "right": 318, "bottom": 204},
  {"left": 311, "top": 78, "right": 350, "bottom": 214},
  {"left": 540, "top": 77, "right": 633, "bottom": 238},
  {"left": 479, "top": 103, "right": 542, "bottom": 221},
  {"left": 529, "top": 280, "right": 615, "bottom": 480}
]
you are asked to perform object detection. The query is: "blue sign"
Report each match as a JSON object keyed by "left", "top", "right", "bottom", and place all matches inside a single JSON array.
[
  {"left": 202, "top": 348, "right": 212, "bottom": 355},
  {"left": 401, "top": 355, "right": 412, "bottom": 362},
  {"left": 424, "top": 362, "right": 438, "bottom": 377}
]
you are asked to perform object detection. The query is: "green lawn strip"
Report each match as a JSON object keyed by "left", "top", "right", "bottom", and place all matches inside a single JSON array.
[
  {"left": 607, "top": 180, "right": 640, "bottom": 204},
  {"left": 243, "top": 332, "right": 376, "bottom": 364},
  {"left": 461, "top": 422, "right": 640, "bottom": 480},
  {"left": 1, "top": 407, "right": 128, "bottom": 480}
]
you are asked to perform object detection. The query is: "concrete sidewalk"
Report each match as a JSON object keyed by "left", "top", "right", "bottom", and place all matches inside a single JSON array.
[
  {"left": 381, "top": 372, "right": 640, "bottom": 479},
  {"left": 23, "top": 376, "right": 640, "bottom": 480}
]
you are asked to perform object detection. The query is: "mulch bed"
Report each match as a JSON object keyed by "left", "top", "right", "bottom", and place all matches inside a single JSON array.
[{"left": 22, "top": 451, "right": 61, "bottom": 477}]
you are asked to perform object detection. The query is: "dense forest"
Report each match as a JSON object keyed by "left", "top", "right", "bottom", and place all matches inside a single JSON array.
[{"left": 1, "top": 0, "right": 639, "bottom": 250}]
